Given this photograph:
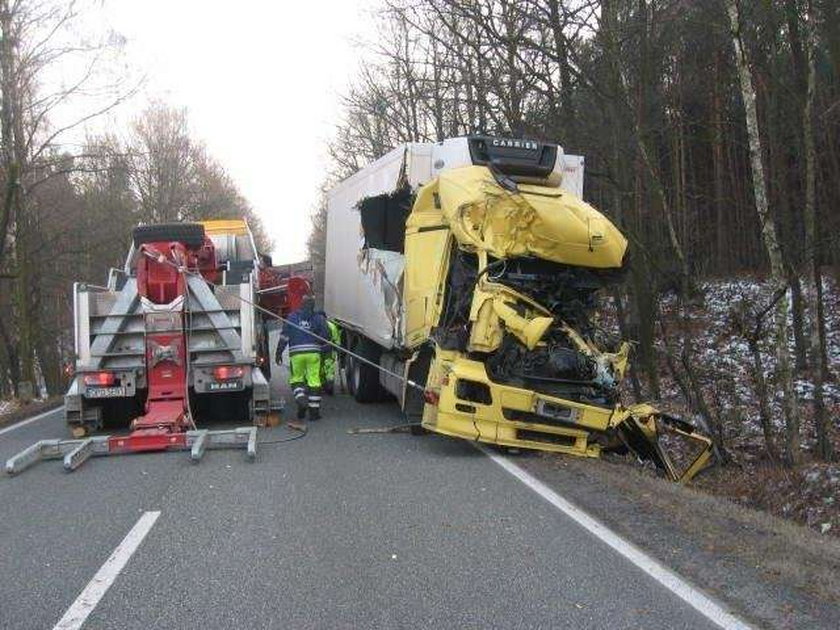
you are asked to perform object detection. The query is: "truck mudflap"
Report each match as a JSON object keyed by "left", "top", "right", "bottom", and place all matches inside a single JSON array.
[{"left": 421, "top": 356, "right": 713, "bottom": 483}]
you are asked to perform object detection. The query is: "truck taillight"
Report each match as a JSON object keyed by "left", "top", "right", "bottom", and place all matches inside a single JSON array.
[
  {"left": 213, "top": 366, "right": 244, "bottom": 381},
  {"left": 84, "top": 371, "right": 115, "bottom": 386}
]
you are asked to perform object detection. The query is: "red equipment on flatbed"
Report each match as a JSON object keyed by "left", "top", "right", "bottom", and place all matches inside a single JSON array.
[
  {"left": 258, "top": 262, "right": 313, "bottom": 319},
  {"left": 6, "top": 220, "right": 301, "bottom": 474}
]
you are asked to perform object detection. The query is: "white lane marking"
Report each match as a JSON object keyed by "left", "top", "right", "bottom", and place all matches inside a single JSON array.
[
  {"left": 53, "top": 511, "right": 160, "bottom": 630},
  {"left": 481, "top": 448, "right": 753, "bottom": 630},
  {"left": 0, "top": 406, "right": 63, "bottom": 437}
]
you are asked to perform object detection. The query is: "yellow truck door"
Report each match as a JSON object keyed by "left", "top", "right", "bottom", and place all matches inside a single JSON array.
[
  {"left": 403, "top": 227, "right": 451, "bottom": 347},
  {"left": 403, "top": 183, "right": 452, "bottom": 347}
]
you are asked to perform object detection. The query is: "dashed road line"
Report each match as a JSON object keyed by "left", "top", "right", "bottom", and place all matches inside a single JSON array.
[{"left": 53, "top": 511, "right": 161, "bottom": 630}]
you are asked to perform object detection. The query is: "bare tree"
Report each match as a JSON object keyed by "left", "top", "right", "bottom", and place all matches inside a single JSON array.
[
  {"left": 126, "top": 102, "right": 196, "bottom": 223},
  {"left": 801, "top": 0, "right": 833, "bottom": 461},
  {"left": 0, "top": 0, "right": 136, "bottom": 394},
  {"left": 726, "top": 0, "right": 801, "bottom": 464}
]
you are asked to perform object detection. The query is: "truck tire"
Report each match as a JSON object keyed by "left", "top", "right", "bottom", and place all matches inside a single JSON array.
[
  {"left": 133, "top": 223, "right": 206, "bottom": 249},
  {"left": 347, "top": 337, "right": 382, "bottom": 403}
]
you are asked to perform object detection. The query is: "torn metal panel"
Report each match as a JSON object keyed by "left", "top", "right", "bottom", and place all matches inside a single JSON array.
[{"left": 356, "top": 247, "right": 405, "bottom": 347}]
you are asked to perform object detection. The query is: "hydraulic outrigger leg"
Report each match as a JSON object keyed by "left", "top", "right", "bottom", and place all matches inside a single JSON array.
[{"left": 5, "top": 428, "right": 257, "bottom": 475}]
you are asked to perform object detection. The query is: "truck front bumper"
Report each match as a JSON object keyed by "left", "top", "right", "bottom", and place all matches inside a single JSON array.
[{"left": 421, "top": 354, "right": 712, "bottom": 482}]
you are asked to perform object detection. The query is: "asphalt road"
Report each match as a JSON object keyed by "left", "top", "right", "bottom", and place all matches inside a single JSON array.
[{"left": 0, "top": 372, "right": 735, "bottom": 629}]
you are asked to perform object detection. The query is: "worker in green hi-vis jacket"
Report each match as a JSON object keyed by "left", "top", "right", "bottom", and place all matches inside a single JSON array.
[{"left": 317, "top": 313, "right": 341, "bottom": 395}]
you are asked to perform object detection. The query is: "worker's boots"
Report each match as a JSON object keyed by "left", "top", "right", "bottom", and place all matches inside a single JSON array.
[
  {"left": 308, "top": 407, "right": 321, "bottom": 422},
  {"left": 293, "top": 386, "right": 307, "bottom": 419}
]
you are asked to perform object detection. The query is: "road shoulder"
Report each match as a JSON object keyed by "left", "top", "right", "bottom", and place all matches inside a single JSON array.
[
  {"left": 516, "top": 452, "right": 840, "bottom": 630},
  {"left": 0, "top": 397, "right": 63, "bottom": 430}
]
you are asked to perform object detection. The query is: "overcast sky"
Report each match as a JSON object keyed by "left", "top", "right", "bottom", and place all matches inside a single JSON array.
[{"left": 99, "top": 0, "right": 377, "bottom": 263}]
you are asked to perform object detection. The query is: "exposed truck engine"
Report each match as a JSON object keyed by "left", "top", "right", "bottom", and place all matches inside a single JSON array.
[{"left": 325, "top": 136, "right": 712, "bottom": 482}]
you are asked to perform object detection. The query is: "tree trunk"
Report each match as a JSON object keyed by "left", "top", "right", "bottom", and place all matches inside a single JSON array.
[
  {"left": 612, "top": 287, "right": 643, "bottom": 401},
  {"left": 789, "top": 272, "right": 808, "bottom": 372},
  {"left": 0, "top": 0, "right": 19, "bottom": 271},
  {"left": 747, "top": 336, "right": 779, "bottom": 461},
  {"left": 631, "top": 264, "right": 660, "bottom": 399},
  {"left": 0, "top": 312, "right": 20, "bottom": 396},
  {"left": 726, "top": 0, "right": 801, "bottom": 464},
  {"left": 14, "top": 221, "right": 34, "bottom": 388},
  {"left": 711, "top": 61, "right": 727, "bottom": 273},
  {"left": 802, "top": 0, "right": 834, "bottom": 461},
  {"left": 547, "top": 0, "right": 574, "bottom": 126},
  {"left": 781, "top": 0, "right": 809, "bottom": 375},
  {"left": 680, "top": 318, "right": 722, "bottom": 447}
]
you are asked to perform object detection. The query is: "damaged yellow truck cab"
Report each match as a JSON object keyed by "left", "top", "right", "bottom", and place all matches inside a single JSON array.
[
  {"left": 326, "top": 137, "right": 712, "bottom": 482},
  {"left": 406, "top": 167, "right": 711, "bottom": 482}
]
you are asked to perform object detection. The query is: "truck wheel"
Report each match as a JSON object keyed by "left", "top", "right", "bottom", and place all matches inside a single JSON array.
[
  {"left": 348, "top": 338, "right": 382, "bottom": 403},
  {"left": 133, "top": 223, "right": 206, "bottom": 249}
]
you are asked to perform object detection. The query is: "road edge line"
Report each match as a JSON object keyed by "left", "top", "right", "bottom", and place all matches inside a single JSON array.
[
  {"left": 0, "top": 405, "right": 64, "bottom": 438},
  {"left": 480, "top": 447, "right": 754, "bottom": 630},
  {"left": 53, "top": 510, "right": 161, "bottom": 630}
]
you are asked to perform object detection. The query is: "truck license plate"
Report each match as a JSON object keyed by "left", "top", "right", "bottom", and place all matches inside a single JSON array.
[
  {"left": 535, "top": 400, "right": 577, "bottom": 422},
  {"left": 209, "top": 380, "right": 242, "bottom": 391},
  {"left": 86, "top": 386, "right": 126, "bottom": 398}
]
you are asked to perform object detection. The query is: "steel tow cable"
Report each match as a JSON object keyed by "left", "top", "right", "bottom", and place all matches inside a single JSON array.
[{"left": 142, "top": 250, "right": 430, "bottom": 397}]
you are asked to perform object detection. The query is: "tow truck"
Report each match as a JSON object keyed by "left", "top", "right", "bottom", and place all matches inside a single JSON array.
[{"left": 6, "top": 219, "right": 308, "bottom": 474}]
